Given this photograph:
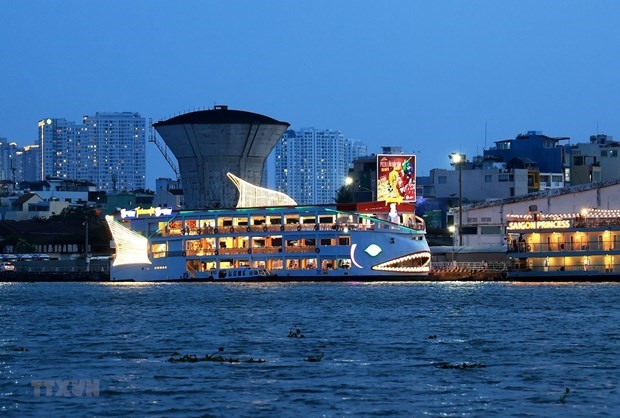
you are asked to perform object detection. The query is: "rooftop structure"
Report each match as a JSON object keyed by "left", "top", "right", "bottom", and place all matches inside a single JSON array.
[{"left": 153, "top": 106, "right": 289, "bottom": 208}]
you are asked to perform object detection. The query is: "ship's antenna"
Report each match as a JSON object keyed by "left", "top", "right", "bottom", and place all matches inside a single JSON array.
[{"left": 484, "top": 121, "right": 487, "bottom": 150}]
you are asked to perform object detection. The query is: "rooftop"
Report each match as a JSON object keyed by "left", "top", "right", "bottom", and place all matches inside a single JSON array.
[{"left": 154, "top": 105, "right": 289, "bottom": 127}]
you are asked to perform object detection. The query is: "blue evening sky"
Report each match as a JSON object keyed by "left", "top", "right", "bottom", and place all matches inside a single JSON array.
[{"left": 1, "top": 0, "right": 619, "bottom": 189}]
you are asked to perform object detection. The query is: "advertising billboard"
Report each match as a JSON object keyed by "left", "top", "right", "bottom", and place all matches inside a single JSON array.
[{"left": 376, "top": 154, "right": 416, "bottom": 203}]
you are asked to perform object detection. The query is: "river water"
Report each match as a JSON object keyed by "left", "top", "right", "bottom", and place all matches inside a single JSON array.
[{"left": 1, "top": 281, "right": 619, "bottom": 417}]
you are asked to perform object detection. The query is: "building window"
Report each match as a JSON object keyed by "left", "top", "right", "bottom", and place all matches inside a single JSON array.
[
  {"left": 601, "top": 150, "right": 608, "bottom": 157},
  {"left": 499, "top": 174, "right": 510, "bottom": 182},
  {"left": 462, "top": 226, "right": 477, "bottom": 234},
  {"left": 481, "top": 217, "right": 492, "bottom": 223},
  {"left": 573, "top": 156, "right": 584, "bottom": 166},
  {"left": 610, "top": 150, "right": 618, "bottom": 157},
  {"left": 480, "top": 226, "right": 501, "bottom": 234}
]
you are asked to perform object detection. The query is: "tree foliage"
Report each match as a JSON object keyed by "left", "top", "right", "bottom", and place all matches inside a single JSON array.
[
  {"left": 334, "top": 186, "right": 354, "bottom": 204},
  {"left": 48, "top": 206, "right": 103, "bottom": 224}
]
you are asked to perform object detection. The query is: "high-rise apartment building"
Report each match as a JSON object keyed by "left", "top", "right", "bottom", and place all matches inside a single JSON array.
[
  {"left": 38, "top": 118, "right": 78, "bottom": 181},
  {"left": 0, "top": 139, "right": 18, "bottom": 183},
  {"left": 273, "top": 128, "right": 367, "bottom": 204},
  {"left": 82, "top": 112, "right": 146, "bottom": 192},
  {"left": 36, "top": 112, "right": 146, "bottom": 192}
]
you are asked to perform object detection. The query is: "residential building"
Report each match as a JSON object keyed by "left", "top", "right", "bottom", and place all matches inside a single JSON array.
[
  {"left": 37, "top": 113, "right": 146, "bottom": 193},
  {"left": 0, "top": 139, "right": 18, "bottom": 183},
  {"left": 568, "top": 134, "right": 620, "bottom": 185},
  {"left": 15, "top": 145, "right": 41, "bottom": 183},
  {"left": 153, "top": 177, "right": 184, "bottom": 209},
  {"left": 273, "top": 128, "right": 367, "bottom": 205},
  {"left": 3, "top": 193, "right": 71, "bottom": 221},
  {"left": 483, "top": 130, "right": 569, "bottom": 174}
]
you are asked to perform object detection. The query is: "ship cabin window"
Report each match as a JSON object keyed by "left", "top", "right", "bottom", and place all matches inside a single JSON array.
[
  {"left": 185, "top": 240, "right": 200, "bottom": 254},
  {"left": 321, "top": 238, "right": 334, "bottom": 246},
  {"left": 285, "top": 215, "right": 300, "bottom": 224},
  {"left": 219, "top": 259, "right": 234, "bottom": 268},
  {"left": 269, "top": 217, "right": 282, "bottom": 225},
  {"left": 305, "top": 238, "right": 316, "bottom": 246},
  {"left": 319, "top": 216, "right": 335, "bottom": 225},
  {"left": 304, "top": 258, "right": 317, "bottom": 269},
  {"left": 251, "top": 238, "right": 265, "bottom": 248},
  {"left": 338, "top": 259, "right": 352, "bottom": 269},
  {"left": 287, "top": 259, "right": 300, "bottom": 269},
  {"left": 219, "top": 218, "right": 233, "bottom": 227},
  {"left": 168, "top": 220, "right": 183, "bottom": 235},
  {"left": 186, "top": 259, "right": 200, "bottom": 272},
  {"left": 157, "top": 221, "right": 169, "bottom": 235},
  {"left": 152, "top": 242, "right": 166, "bottom": 258},
  {"left": 251, "top": 217, "right": 266, "bottom": 226},
  {"left": 286, "top": 239, "right": 300, "bottom": 247},
  {"left": 300, "top": 216, "right": 316, "bottom": 224},
  {"left": 339, "top": 236, "right": 350, "bottom": 246}
]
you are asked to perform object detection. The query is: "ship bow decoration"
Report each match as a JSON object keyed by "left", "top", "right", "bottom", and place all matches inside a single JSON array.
[
  {"left": 105, "top": 215, "right": 151, "bottom": 266},
  {"left": 227, "top": 172, "right": 297, "bottom": 208}
]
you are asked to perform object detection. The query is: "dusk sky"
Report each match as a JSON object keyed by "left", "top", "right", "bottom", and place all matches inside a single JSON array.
[{"left": 1, "top": 1, "right": 619, "bottom": 189}]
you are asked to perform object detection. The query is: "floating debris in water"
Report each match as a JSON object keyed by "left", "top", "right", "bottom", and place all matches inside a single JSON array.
[
  {"left": 12, "top": 347, "right": 28, "bottom": 352},
  {"left": 435, "top": 362, "right": 486, "bottom": 369},
  {"left": 427, "top": 335, "right": 437, "bottom": 339},
  {"left": 288, "top": 325, "right": 304, "bottom": 338},
  {"left": 559, "top": 387, "right": 570, "bottom": 403},
  {"left": 166, "top": 347, "right": 265, "bottom": 364},
  {"left": 304, "top": 353, "right": 324, "bottom": 362}
]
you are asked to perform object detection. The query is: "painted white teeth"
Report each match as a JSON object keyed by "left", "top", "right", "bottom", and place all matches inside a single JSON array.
[{"left": 372, "top": 251, "right": 431, "bottom": 272}]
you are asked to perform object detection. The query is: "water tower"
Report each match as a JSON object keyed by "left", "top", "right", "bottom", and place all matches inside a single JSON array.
[{"left": 153, "top": 106, "right": 289, "bottom": 208}]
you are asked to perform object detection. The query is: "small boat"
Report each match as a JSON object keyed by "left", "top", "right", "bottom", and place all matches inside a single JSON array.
[{"left": 211, "top": 267, "right": 274, "bottom": 281}]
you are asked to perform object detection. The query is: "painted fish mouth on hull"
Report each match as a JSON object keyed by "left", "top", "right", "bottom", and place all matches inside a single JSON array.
[{"left": 372, "top": 251, "right": 431, "bottom": 273}]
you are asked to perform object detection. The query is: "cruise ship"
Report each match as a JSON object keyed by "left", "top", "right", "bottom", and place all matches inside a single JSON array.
[
  {"left": 105, "top": 174, "right": 431, "bottom": 282},
  {"left": 506, "top": 208, "right": 620, "bottom": 280}
]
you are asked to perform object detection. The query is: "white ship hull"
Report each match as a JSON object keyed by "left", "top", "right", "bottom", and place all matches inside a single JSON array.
[{"left": 106, "top": 204, "right": 431, "bottom": 282}]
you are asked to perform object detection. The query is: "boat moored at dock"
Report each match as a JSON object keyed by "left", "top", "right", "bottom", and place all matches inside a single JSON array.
[
  {"left": 106, "top": 174, "right": 431, "bottom": 282},
  {"left": 506, "top": 208, "right": 620, "bottom": 281}
]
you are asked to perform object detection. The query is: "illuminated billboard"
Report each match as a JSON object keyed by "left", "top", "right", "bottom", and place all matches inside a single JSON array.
[{"left": 376, "top": 154, "right": 416, "bottom": 203}]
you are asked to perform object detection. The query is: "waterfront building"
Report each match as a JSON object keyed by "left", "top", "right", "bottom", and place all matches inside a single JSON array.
[
  {"left": 273, "top": 128, "right": 367, "bottom": 205},
  {"left": 454, "top": 178, "right": 620, "bottom": 247},
  {"left": 568, "top": 134, "right": 620, "bottom": 185}
]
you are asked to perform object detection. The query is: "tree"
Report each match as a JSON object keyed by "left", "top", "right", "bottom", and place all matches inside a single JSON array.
[
  {"left": 48, "top": 206, "right": 103, "bottom": 224},
  {"left": 334, "top": 185, "right": 354, "bottom": 204}
]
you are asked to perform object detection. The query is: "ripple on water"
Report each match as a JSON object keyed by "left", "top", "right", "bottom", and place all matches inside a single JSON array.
[{"left": 0, "top": 282, "right": 619, "bottom": 416}]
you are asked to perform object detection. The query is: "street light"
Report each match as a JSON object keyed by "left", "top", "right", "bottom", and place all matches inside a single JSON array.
[{"left": 449, "top": 153, "right": 464, "bottom": 246}]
